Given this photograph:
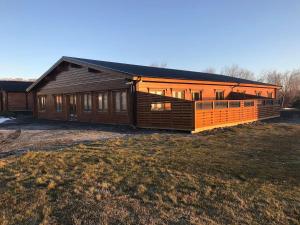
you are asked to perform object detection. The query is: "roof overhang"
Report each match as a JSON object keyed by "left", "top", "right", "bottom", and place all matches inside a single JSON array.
[{"left": 133, "top": 76, "right": 281, "bottom": 89}]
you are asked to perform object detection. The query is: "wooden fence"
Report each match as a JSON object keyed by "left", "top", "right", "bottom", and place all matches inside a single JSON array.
[
  {"left": 136, "top": 91, "right": 281, "bottom": 132},
  {"left": 194, "top": 99, "right": 281, "bottom": 132}
]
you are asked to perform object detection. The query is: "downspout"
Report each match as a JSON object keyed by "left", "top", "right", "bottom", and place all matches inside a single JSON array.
[{"left": 131, "top": 77, "right": 141, "bottom": 128}]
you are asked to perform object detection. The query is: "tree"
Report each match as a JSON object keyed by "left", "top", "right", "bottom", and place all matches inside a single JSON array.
[
  {"left": 221, "top": 64, "right": 255, "bottom": 80},
  {"left": 202, "top": 67, "right": 217, "bottom": 74},
  {"left": 260, "top": 69, "right": 300, "bottom": 106}
]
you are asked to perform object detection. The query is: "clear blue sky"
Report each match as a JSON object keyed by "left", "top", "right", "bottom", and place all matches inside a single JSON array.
[{"left": 0, "top": 0, "right": 299, "bottom": 79}]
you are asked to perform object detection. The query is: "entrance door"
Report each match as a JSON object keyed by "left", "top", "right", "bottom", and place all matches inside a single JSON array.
[{"left": 68, "top": 94, "right": 77, "bottom": 121}]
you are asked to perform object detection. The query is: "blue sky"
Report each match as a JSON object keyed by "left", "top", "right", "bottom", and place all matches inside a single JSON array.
[{"left": 0, "top": 0, "right": 299, "bottom": 79}]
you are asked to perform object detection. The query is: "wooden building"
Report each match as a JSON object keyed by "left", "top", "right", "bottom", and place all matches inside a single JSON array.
[
  {"left": 0, "top": 80, "right": 34, "bottom": 112},
  {"left": 27, "top": 57, "right": 281, "bottom": 132}
]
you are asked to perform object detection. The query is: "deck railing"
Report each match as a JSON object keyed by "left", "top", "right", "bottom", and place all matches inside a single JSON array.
[{"left": 194, "top": 99, "right": 281, "bottom": 131}]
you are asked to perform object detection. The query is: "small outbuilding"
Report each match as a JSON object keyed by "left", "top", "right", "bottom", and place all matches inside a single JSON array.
[
  {"left": 0, "top": 80, "right": 34, "bottom": 112},
  {"left": 27, "top": 57, "right": 281, "bottom": 132}
]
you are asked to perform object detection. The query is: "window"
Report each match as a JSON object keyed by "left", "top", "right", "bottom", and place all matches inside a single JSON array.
[
  {"left": 55, "top": 95, "right": 63, "bottom": 112},
  {"left": 268, "top": 92, "right": 273, "bottom": 98},
  {"left": 216, "top": 90, "right": 224, "bottom": 100},
  {"left": 151, "top": 102, "right": 171, "bottom": 111},
  {"left": 172, "top": 90, "right": 185, "bottom": 99},
  {"left": 98, "top": 92, "right": 108, "bottom": 112},
  {"left": 121, "top": 91, "right": 127, "bottom": 111},
  {"left": 149, "top": 90, "right": 165, "bottom": 96},
  {"left": 114, "top": 90, "right": 127, "bottom": 112},
  {"left": 244, "top": 100, "right": 254, "bottom": 107},
  {"left": 83, "top": 93, "right": 92, "bottom": 112},
  {"left": 256, "top": 91, "right": 262, "bottom": 97},
  {"left": 192, "top": 91, "right": 202, "bottom": 101},
  {"left": 38, "top": 96, "right": 46, "bottom": 111}
]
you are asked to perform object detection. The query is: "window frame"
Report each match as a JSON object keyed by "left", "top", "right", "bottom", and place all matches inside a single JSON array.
[
  {"left": 54, "top": 95, "right": 63, "bottom": 112},
  {"left": 215, "top": 90, "right": 225, "bottom": 100},
  {"left": 172, "top": 90, "right": 185, "bottom": 99},
  {"left": 256, "top": 91, "right": 262, "bottom": 97},
  {"left": 83, "top": 93, "right": 92, "bottom": 112},
  {"left": 97, "top": 92, "right": 108, "bottom": 112},
  {"left": 38, "top": 95, "right": 46, "bottom": 112},
  {"left": 191, "top": 91, "right": 202, "bottom": 101},
  {"left": 114, "top": 90, "right": 128, "bottom": 113}
]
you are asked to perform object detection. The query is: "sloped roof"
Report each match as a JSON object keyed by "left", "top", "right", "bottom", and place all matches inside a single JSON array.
[
  {"left": 66, "top": 57, "right": 273, "bottom": 86},
  {"left": 0, "top": 80, "right": 33, "bottom": 92},
  {"left": 28, "top": 56, "right": 278, "bottom": 91}
]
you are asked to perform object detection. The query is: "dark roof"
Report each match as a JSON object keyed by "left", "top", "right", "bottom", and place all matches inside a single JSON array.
[
  {"left": 66, "top": 56, "right": 275, "bottom": 86},
  {"left": 28, "top": 56, "right": 278, "bottom": 91},
  {"left": 0, "top": 80, "right": 33, "bottom": 92}
]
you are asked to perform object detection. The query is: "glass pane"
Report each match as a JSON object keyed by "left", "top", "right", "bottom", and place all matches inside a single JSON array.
[
  {"left": 115, "top": 92, "right": 120, "bottom": 112},
  {"left": 104, "top": 93, "right": 108, "bottom": 110},
  {"left": 98, "top": 94, "right": 103, "bottom": 110},
  {"left": 121, "top": 91, "right": 127, "bottom": 111}
]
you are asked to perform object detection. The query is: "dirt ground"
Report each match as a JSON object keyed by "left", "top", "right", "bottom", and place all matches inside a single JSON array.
[
  {"left": 0, "top": 114, "right": 299, "bottom": 158},
  {"left": 0, "top": 116, "right": 161, "bottom": 157}
]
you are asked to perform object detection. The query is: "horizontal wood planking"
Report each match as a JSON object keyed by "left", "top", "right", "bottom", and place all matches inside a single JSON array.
[
  {"left": 195, "top": 100, "right": 280, "bottom": 130},
  {"left": 37, "top": 63, "right": 129, "bottom": 95},
  {"left": 136, "top": 91, "right": 194, "bottom": 130},
  {"left": 137, "top": 80, "right": 278, "bottom": 100},
  {"left": 35, "top": 62, "right": 132, "bottom": 124},
  {"left": 0, "top": 91, "right": 33, "bottom": 112}
]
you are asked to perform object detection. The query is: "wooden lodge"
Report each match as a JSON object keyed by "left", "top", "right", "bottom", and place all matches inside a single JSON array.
[
  {"left": 27, "top": 57, "right": 281, "bottom": 132},
  {"left": 0, "top": 80, "right": 34, "bottom": 112}
]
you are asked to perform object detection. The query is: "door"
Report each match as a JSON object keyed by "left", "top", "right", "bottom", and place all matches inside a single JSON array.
[{"left": 68, "top": 94, "right": 77, "bottom": 121}]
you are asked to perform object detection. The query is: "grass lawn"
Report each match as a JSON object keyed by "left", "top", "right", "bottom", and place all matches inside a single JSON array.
[{"left": 0, "top": 122, "right": 299, "bottom": 225}]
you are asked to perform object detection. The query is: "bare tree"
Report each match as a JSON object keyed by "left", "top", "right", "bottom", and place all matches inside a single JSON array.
[
  {"left": 202, "top": 67, "right": 217, "bottom": 74},
  {"left": 221, "top": 64, "right": 255, "bottom": 80},
  {"left": 260, "top": 69, "right": 300, "bottom": 106}
]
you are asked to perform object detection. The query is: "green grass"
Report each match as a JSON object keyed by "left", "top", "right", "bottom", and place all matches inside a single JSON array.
[{"left": 0, "top": 122, "right": 300, "bottom": 224}]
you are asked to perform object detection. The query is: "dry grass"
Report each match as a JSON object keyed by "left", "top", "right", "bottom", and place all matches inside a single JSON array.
[{"left": 0, "top": 122, "right": 299, "bottom": 225}]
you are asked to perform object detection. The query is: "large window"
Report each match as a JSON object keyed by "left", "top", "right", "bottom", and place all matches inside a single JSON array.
[
  {"left": 38, "top": 96, "right": 46, "bottom": 111},
  {"left": 114, "top": 90, "right": 127, "bottom": 112},
  {"left": 192, "top": 91, "right": 202, "bottom": 101},
  {"left": 55, "top": 95, "right": 63, "bottom": 112},
  {"left": 172, "top": 90, "right": 185, "bottom": 99},
  {"left": 216, "top": 90, "right": 224, "bottom": 100},
  {"left": 83, "top": 93, "right": 92, "bottom": 112},
  {"left": 98, "top": 92, "right": 108, "bottom": 112}
]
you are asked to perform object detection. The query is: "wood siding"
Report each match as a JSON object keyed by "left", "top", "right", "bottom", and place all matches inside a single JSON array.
[
  {"left": 37, "top": 63, "right": 129, "bottom": 94},
  {"left": 136, "top": 79, "right": 277, "bottom": 100},
  {"left": 37, "top": 91, "right": 131, "bottom": 125},
  {"left": 0, "top": 91, "right": 33, "bottom": 112},
  {"left": 136, "top": 92, "right": 194, "bottom": 130},
  {"left": 135, "top": 80, "right": 280, "bottom": 132},
  {"left": 35, "top": 63, "right": 132, "bottom": 125}
]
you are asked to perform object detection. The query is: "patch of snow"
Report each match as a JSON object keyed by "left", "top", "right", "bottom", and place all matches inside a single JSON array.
[{"left": 0, "top": 117, "right": 15, "bottom": 124}]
